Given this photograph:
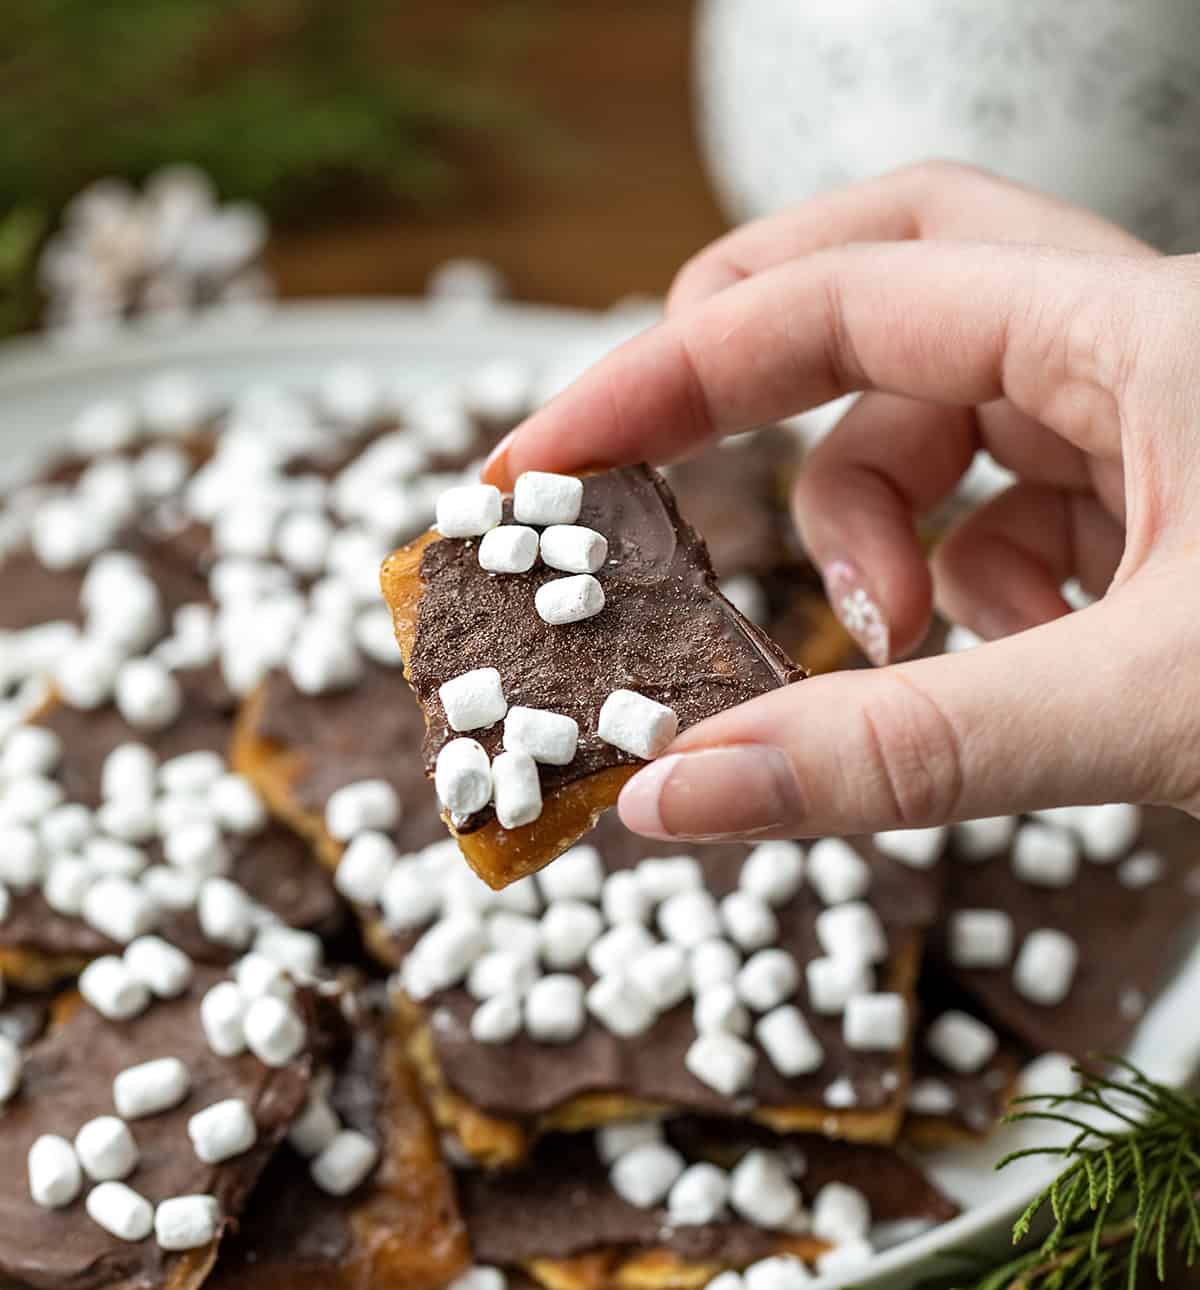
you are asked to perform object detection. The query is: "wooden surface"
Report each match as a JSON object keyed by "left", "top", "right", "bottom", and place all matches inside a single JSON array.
[{"left": 265, "top": 1, "right": 730, "bottom": 309}]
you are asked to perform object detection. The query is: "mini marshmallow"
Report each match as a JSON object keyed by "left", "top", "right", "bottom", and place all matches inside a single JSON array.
[
  {"left": 1014, "top": 929, "right": 1078, "bottom": 1006},
  {"left": 600, "top": 870, "right": 650, "bottom": 926},
  {"left": 311, "top": 1129, "right": 380, "bottom": 1196},
  {"left": 540, "top": 900, "right": 605, "bottom": 969},
  {"left": 2, "top": 726, "right": 61, "bottom": 777},
  {"left": 325, "top": 779, "right": 400, "bottom": 841},
  {"left": 354, "top": 605, "right": 404, "bottom": 668},
  {"left": 720, "top": 891, "right": 779, "bottom": 951},
  {"left": 535, "top": 574, "right": 605, "bottom": 625},
  {"left": 814, "top": 902, "right": 887, "bottom": 964},
  {"left": 471, "top": 991, "right": 524, "bottom": 1044},
  {"left": 234, "top": 952, "right": 295, "bottom": 1002},
  {"left": 124, "top": 935, "right": 193, "bottom": 998},
  {"left": 1075, "top": 803, "right": 1141, "bottom": 863},
  {"left": 40, "top": 803, "right": 94, "bottom": 852},
  {"left": 198, "top": 877, "right": 255, "bottom": 948},
  {"left": 75, "top": 1116, "right": 138, "bottom": 1181},
  {"left": 524, "top": 973, "right": 585, "bottom": 1043},
  {"left": 805, "top": 838, "right": 871, "bottom": 905},
  {"left": 805, "top": 955, "right": 872, "bottom": 1015},
  {"left": 826, "top": 1076, "right": 856, "bottom": 1104},
  {"left": 736, "top": 949, "right": 799, "bottom": 1012},
  {"left": 1012, "top": 823, "right": 1079, "bottom": 888},
  {"left": 512, "top": 472, "right": 583, "bottom": 526},
  {"left": 447, "top": 1269, "right": 508, "bottom": 1290},
  {"left": 335, "top": 832, "right": 397, "bottom": 905},
  {"left": 114, "top": 1056, "right": 191, "bottom": 1118},
  {"left": 756, "top": 1006, "right": 825, "bottom": 1076},
  {"left": 503, "top": 706, "right": 579, "bottom": 766},
  {"left": 436, "top": 484, "right": 502, "bottom": 538},
  {"left": 102, "top": 742, "right": 157, "bottom": 802},
  {"left": 468, "top": 950, "right": 538, "bottom": 1000},
  {"left": 588, "top": 972, "right": 657, "bottom": 1037},
  {"left": 157, "top": 794, "right": 212, "bottom": 836},
  {"left": 597, "top": 689, "right": 677, "bottom": 758},
  {"left": 636, "top": 855, "right": 703, "bottom": 903},
  {"left": 706, "top": 1274, "right": 744, "bottom": 1290},
  {"left": 954, "top": 815, "right": 1017, "bottom": 861},
  {"left": 539, "top": 525, "right": 608, "bottom": 574},
  {"left": 0, "top": 1034, "right": 21, "bottom": 1103},
  {"left": 29, "top": 1135, "right": 83, "bottom": 1208},
  {"left": 379, "top": 859, "right": 441, "bottom": 930},
  {"left": 159, "top": 750, "right": 224, "bottom": 795},
  {"left": 587, "top": 923, "right": 657, "bottom": 978},
  {"left": 438, "top": 668, "right": 507, "bottom": 734},
  {"left": 811, "top": 1181, "right": 871, "bottom": 1244},
  {"left": 843, "top": 993, "right": 907, "bottom": 1051},
  {"left": 254, "top": 925, "right": 323, "bottom": 978},
  {"left": 276, "top": 510, "right": 334, "bottom": 576},
  {"left": 597, "top": 1120, "right": 664, "bottom": 1164},
  {"left": 685, "top": 1032, "right": 757, "bottom": 1096},
  {"left": 1119, "top": 850, "right": 1165, "bottom": 889},
  {"left": 80, "top": 955, "right": 151, "bottom": 1020},
  {"left": 873, "top": 826, "right": 947, "bottom": 869},
  {"left": 539, "top": 844, "right": 605, "bottom": 902},
  {"left": 72, "top": 398, "right": 138, "bottom": 454},
  {"left": 87, "top": 1181, "right": 154, "bottom": 1242},
  {"left": 634, "top": 942, "right": 690, "bottom": 1010},
  {"left": 908, "top": 1078, "right": 958, "bottom": 1116},
  {"left": 200, "top": 980, "right": 247, "bottom": 1056},
  {"left": 140, "top": 865, "right": 200, "bottom": 913},
  {"left": 244, "top": 996, "right": 307, "bottom": 1066},
  {"left": 402, "top": 916, "right": 487, "bottom": 998},
  {"left": 689, "top": 938, "right": 742, "bottom": 992},
  {"left": 729, "top": 1150, "right": 802, "bottom": 1229},
  {"left": 115, "top": 658, "right": 182, "bottom": 729},
  {"left": 0, "top": 826, "right": 43, "bottom": 890},
  {"left": 948, "top": 909, "right": 1014, "bottom": 969},
  {"left": 478, "top": 525, "right": 539, "bottom": 574},
  {"left": 56, "top": 639, "right": 123, "bottom": 709},
  {"left": 609, "top": 1142, "right": 686, "bottom": 1209},
  {"left": 2, "top": 777, "right": 64, "bottom": 826},
  {"left": 188, "top": 1098, "right": 257, "bottom": 1163},
  {"left": 693, "top": 983, "right": 750, "bottom": 1036},
  {"left": 154, "top": 1195, "right": 222, "bottom": 1252},
  {"left": 436, "top": 739, "right": 494, "bottom": 818},
  {"left": 816, "top": 1240, "right": 873, "bottom": 1278},
  {"left": 668, "top": 1162, "right": 729, "bottom": 1226},
  {"left": 487, "top": 909, "right": 544, "bottom": 962},
  {"left": 96, "top": 798, "right": 156, "bottom": 844},
  {"left": 288, "top": 620, "right": 362, "bottom": 695},
  {"left": 289, "top": 1084, "right": 339, "bottom": 1157},
  {"left": 926, "top": 1010, "right": 999, "bottom": 1073},
  {"left": 44, "top": 855, "right": 93, "bottom": 916},
  {"left": 442, "top": 864, "right": 499, "bottom": 915},
  {"left": 744, "top": 1257, "right": 812, "bottom": 1290},
  {"left": 492, "top": 750, "right": 543, "bottom": 829},
  {"left": 657, "top": 889, "right": 722, "bottom": 949}
]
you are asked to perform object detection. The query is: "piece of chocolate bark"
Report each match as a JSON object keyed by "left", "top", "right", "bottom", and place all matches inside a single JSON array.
[{"left": 381, "top": 465, "right": 805, "bottom": 889}]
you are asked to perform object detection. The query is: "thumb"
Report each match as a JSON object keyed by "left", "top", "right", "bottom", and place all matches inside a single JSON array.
[{"left": 617, "top": 596, "right": 1185, "bottom": 840}]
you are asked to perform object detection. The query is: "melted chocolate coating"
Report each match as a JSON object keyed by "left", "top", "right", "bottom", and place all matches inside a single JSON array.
[
  {"left": 0, "top": 989, "right": 51, "bottom": 1049},
  {"left": 409, "top": 466, "right": 803, "bottom": 833}
]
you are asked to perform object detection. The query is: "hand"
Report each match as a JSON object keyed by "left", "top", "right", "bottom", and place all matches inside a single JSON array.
[{"left": 483, "top": 162, "right": 1200, "bottom": 842}]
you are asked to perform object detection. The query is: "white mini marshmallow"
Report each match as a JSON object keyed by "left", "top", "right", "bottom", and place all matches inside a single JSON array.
[
  {"left": 539, "top": 525, "right": 608, "bottom": 574},
  {"left": 634, "top": 942, "right": 690, "bottom": 1010},
  {"left": 948, "top": 909, "right": 1014, "bottom": 969},
  {"left": 540, "top": 900, "right": 604, "bottom": 969},
  {"left": 289, "top": 1083, "right": 339, "bottom": 1157},
  {"left": 311, "top": 1129, "right": 380, "bottom": 1196},
  {"left": 954, "top": 815, "right": 1017, "bottom": 861},
  {"left": 668, "top": 1162, "right": 729, "bottom": 1226},
  {"left": 596, "top": 1120, "right": 663, "bottom": 1164},
  {"left": 56, "top": 639, "right": 123, "bottom": 709},
  {"left": 0, "top": 1034, "right": 21, "bottom": 1103},
  {"left": 40, "top": 803, "right": 94, "bottom": 852},
  {"left": 75, "top": 1116, "right": 138, "bottom": 1181},
  {"left": 2, "top": 726, "right": 61, "bottom": 777},
  {"left": 254, "top": 925, "right": 323, "bottom": 979},
  {"left": 729, "top": 1150, "right": 802, "bottom": 1229},
  {"left": 685, "top": 1032, "right": 757, "bottom": 1096},
  {"left": 102, "top": 742, "right": 157, "bottom": 802},
  {"left": 609, "top": 1142, "right": 686, "bottom": 1209},
  {"left": 436, "top": 484, "right": 502, "bottom": 538},
  {"left": 198, "top": 877, "right": 255, "bottom": 948},
  {"left": 535, "top": 574, "right": 605, "bottom": 625},
  {"left": 87, "top": 1181, "right": 154, "bottom": 1242},
  {"left": 1012, "top": 823, "right": 1079, "bottom": 888},
  {"left": 44, "top": 855, "right": 93, "bottom": 916},
  {"left": 471, "top": 991, "right": 524, "bottom": 1044},
  {"left": 335, "top": 832, "right": 397, "bottom": 906},
  {"left": 80, "top": 955, "right": 151, "bottom": 1020},
  {"left": 843, "top": 993, "right": 907, "bottom": 1052},
  {"left": 926, "top": 1010, "right": 998, "bottom": 1073},
  {"left": 1014, "top": 929, "right": 1078, "bottom": 1006},
  {"left": 811, "top": 1181, "right": 871, "bottom": 1244},
  {"left": 325, "top": 779, "right": 400, "bottom": 841},
  {"left": 736, "top": 949, "right": 799, "bottom": 1012},
  {"left": 438, "top": 668, "right": 507, "bottom": 734},
  {"left": 86, "top": 837, "right": 149, "bottom": 879},
  {"left": 447, "top": 1269, "right": 508, "bottom": 1290},
  {"left": 492, "top": 750, "right": 542, "bottom": 828},
  {"left": 436, "top": 739, "right": 494, "bottom": 818},
  {"left": 693, "top": 983, "right": 750, "bottom": 1036},
  {"left": 234, "top": 953, "right": 295, "bottom": 1002},
  {"left": 756, "top": 1005, "right": 825, "bottom": 1076},
  {"left": 115, "top": 658, "right": 182, "bottom": 729},
  {"left": 635, "top": 855, "right": 702, "bottom": 904},
  {"left": 597, "top": 689, "right": 676, "bottom": 759},
  {"left": 689, "top": 938, "right": 742, "bottom": 993},
  {"left": 744, "top": 1257, "right": 812, "bottom": 1290},
  {"left": 806, "top": 838, "right": 871, "bottom": 905},
  {"left": 805, "top": 956, "right": 872, "bottom": 1015},
  {"left": 706, "top": 1274, "right": 744, "bottom": 1290},
  {"left": 587, "top": 923, "right": 657, "bottom": 978},
  {"left": 96, "top": 799, "right": 156, "bottom": 844},
  {"left": 814, "top": 902, "right": 887, "bottom": 964},
  {"left": 487, "top": 910, "right": 544, "bottom": 962},
  {"left": 816, "top": 1239, "right": 873, "bottom": 1278},
  {"left": 381, "top": 860, "right": 442, "bottom": 931},
  {"left": 113, "top": 1056, "right": 191, "bottom": 1118},
  {"left": 288, "top": 620, "right": 362, "bottom": 695},
  {"left": 874, "top": 826, "right": 947, "bottom": 869},
  {"left": 124, "top": 935, "right": 193, "bottom": 998},
  {"left": 200, "top": 980, "right": 247, "bottom": 1056},
  {"left": 244, "top": 996, "right": 307, "bottom": 1066},
  {"left": 188, "top": 1098, "right": 257, "bottom": 1163},
  {"left": 478, "top": 525, "right": 539, "bottom": 574},
  {"left": 155, "top": 1195, "right": 222, "bottom": 1251},
  {"left": 1119, "top": 850, "right": 1165, "bottom": 889},
  {"left": 159, "top": 750, "right": 224, "bottom": 796},
  {"left": 0, "top": 826, "right": 43, "bottom": 891},
  {"left": 503, "top": 706, "right": 579, "bottom": 766},
  {"left": 275, "top": 510, "right": 334, "bottom": 576},
  {"left": 908, "top": 1077, "right": 958, "bottom": 1116},
  {"left": 512, "top": 471, "right": 583, "bottom": 526},
  {"left": 524, "top": 973, "right": 585, "bottom": 1043},
  {"left": 538, "top": 844, "right": 604, "bottom": 902},
  {"left": 3, "top": 777, "right": 64, "bottom": 826},
  {"left": 721, "top": 891, "right": 779, "bottom": 951},
  {"left": 1075, "top": 803, "right": 1141, "bottom": 863},
  {"left": 140, "top": 866, "right": 199, "bottom": 913},
  {"left": 658, "top": 889, "right": 722, "bottom": 949},
  {"left": 72, "top": 398, "right": 138, "bottom": 455},
  {"left": 354, "top": 605, "right": 403, "bottom": 668},
  {"left": 588, "top": 973, "right": 657, "bottom": 1037},
  {"left": 402, "top": 916, "right": 487, "bottom": 998},
  {"left": 29, "top": 1135, "right": 83, "bottom": 1209},
  {"left": 600, "top": 870, "right": 650, "bottom": 926},
  {"left": 468, "top": 950, "right": 538, "bottom": 1000}
]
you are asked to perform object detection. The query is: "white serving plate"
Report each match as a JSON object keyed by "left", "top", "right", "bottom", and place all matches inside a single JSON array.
[{"left": 1, "top": 300, "right": 1196, "bottom": 1290}]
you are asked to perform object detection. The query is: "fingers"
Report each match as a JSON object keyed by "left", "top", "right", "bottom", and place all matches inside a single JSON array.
[
  {"left": 617, "top": 594, "right": 1178, "bottom": 842},
  {"left": 667, "top": 160, "right": 1156, "bottom": 314},
  {"left": 484, "top": 240, "right": 1142, "bottom": 488}
]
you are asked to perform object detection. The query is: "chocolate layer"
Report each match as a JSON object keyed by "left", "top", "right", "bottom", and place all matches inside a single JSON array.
[{"left": 408, "top": 466, "right": 803, "bottom": 833}]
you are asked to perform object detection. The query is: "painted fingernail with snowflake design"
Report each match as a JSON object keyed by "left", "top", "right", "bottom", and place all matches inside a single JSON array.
[{"left": 823, "top": 560, "right": 889, "bottom": 667}]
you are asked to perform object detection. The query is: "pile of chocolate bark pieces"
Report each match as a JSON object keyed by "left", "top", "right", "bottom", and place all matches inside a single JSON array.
[{"left": 0, "top": 358, "right": 1194, "bottom": 1290}]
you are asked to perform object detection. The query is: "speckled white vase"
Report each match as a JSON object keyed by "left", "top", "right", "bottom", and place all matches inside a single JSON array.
[{"left": 697, "top": 0, "right": 1200, "bottom": 251}]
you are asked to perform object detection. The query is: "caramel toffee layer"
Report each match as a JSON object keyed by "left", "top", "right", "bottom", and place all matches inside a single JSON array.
[
  {"left": 0, "top": 969, "right": 313, "bottom": 1290},
  {"left": 408, "top": 466, "right": 804, "bottom": 833},
  {"left": 460, "top": 1122, "right": 956, "bottom": 1268},
  {"left": 935, "top": 807, "right": 1200, "bottom": 1062}
]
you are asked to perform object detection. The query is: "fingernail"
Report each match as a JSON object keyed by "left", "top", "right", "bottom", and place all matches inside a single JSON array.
[
  {"left": 618, "top": 746, "right": 802, "bottom": 840},
  {"left": 823, "top": 559, "right": 890, "bottom": 667},
  {"left": 481, "top": 427, "right": 517, "bottom": 483}
]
